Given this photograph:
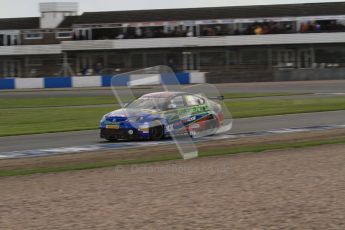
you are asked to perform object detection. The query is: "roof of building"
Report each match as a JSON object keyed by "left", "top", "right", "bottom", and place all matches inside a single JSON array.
[
  {"left": 0, "top": 17, "right": 40, "bottom": 30},
  {"left": 57, "top": 16, "right": 80, "bottom": 28},
  {"left": 72, "top": 2, "right": 345, "bottom": 25},
  {"left": 1, "top": 2, "right": 345, "bottom": 30}
]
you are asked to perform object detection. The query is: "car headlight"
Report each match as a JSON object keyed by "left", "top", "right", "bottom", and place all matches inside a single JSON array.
[{"left": 100, "top": 115, "right": 106, "bottom": 123}]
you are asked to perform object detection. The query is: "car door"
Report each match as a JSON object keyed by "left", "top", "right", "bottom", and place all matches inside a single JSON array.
[
  {"left": 165, "top": 95, "right": 186, "bottom": 131},
  {"left": 183, "top": 94, "right": 211, "bottom": 127}
]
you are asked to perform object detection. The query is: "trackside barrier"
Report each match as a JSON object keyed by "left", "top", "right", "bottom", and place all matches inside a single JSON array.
[
  {"left": 72, "top": 76, "right": 102, "bottom": 88},
  {"left": 44, "top": 77, "right": 72, "bottom": 88},
  {"left": 0, "top": 72, "right": 206, "bottom": 90},
  {"left": 16, "top": 78, "right": 44, "bottom": 89},
  {"left": 0, "top": 78, "right": 15, "bottom": 90}
]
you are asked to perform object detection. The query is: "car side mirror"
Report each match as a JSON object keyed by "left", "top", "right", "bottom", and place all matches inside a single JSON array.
[{"left": 167, "top": 104, "right": 177, "bottom": 109}]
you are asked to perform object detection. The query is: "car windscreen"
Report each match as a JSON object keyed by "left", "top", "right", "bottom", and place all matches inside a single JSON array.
[{"left": 125, "top": 97, "right": 168, "bottom": 110}]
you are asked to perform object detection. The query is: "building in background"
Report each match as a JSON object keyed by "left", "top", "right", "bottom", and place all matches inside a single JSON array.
[{"left": 0, "top": 1, "right": 345, "bottom": 82}]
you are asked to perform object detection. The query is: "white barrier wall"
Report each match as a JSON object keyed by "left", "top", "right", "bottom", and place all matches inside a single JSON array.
[
  {"left": 71, "top": 76, "right": 102, "bottom": 87},
  {"left": 190, "top": 72, "right": 206, "bottom": 84},
  {"left": 0, "top": 72, "right": 207, "bottom": 90},
  {"left": 15, "top": 78, "right": 44, "bottom": 89}
]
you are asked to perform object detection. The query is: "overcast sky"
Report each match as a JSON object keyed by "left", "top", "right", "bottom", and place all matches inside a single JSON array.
[{"left": 0, "top": 0, "right": 344, "bottom": 18}]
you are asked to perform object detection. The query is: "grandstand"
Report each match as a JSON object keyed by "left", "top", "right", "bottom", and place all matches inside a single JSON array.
[{"left": 0, "top": 1, "right": 345, "bottom": 83}]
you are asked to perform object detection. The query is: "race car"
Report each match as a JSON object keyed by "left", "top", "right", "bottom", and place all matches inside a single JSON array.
[{"left": 100, "top": 92, "right": 225, "bottom": 141}]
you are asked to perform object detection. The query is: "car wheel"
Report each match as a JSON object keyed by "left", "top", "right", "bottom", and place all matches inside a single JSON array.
[
  {"left": 207, "top": 118, "right": 219, "bottom": 135},
  {"left": 149, "top": 125, "right": 164, "bottom": 141}
]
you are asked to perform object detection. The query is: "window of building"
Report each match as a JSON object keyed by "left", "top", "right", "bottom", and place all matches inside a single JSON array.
[
  {"left": 108, "top": 54, "right": 125, "bottom": 69},
  {"left": 0, "top": 35, "right": 4, "bottom": 46},
  {"left": 240, "top": 49, "right": 268, "bottom": 68},
  {"left": 25, "top": 33, "right": 43, "bottom": 39},
  {"left": 146, "top": 53, "right": 167, "bottom": 66},
  {"left": 200, "top": 51, "right": 226, "bottom": 69},
  {"left": 27, "top": 58, "right": 43, "bottom": 66},
  {"left": 298, "top": 49, "right": 314, "bottom": 69},
  {"left": 56, "top": 31, "right": 73, "bottom": 39},
  {"left": 315, "top": 47, "right": 345, "bottom": 66},
  {"left": 7, "top": 35, "right": 11, "bottom": 45},
  {"left": 130, "top": 54, "right": 144, "bottom": 68},
  {"left": 277, "top": 49, "right": 296, "bottom": 68}
]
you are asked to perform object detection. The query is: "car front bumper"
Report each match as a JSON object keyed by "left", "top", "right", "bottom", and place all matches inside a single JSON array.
[{"left": 100, "top": 128, "right": 149, "bottom": 140}]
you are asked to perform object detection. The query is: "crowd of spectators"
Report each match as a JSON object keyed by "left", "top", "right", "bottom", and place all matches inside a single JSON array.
[
  {"left": 73, "top": 20, "right": 345, "bottom": 41},
  {"left": 300, "top": 20, "right": 345, "bottom": 33},
  {"left": 239, "top": 21, "right": 294, "bottom": 35},
  {"left": 80, "top": 62, "right": 104, "bottom": 76},
  {"left": 116, "top": 27, "right": 196, "bottom": 39}
]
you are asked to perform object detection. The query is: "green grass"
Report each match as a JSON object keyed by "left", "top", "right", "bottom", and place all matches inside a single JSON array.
[
  {"left": 1, "top": 136, "right": 345, "bottom": 177},
  {"left": 227, "top": 96, "right": 345, "bottom": 118},
  {"left": 0, "top": 96, "right": 117, "bottom": 109},
  {"left": 1, "top": 96, "right": 345, "bottom": 137},
  {"left": 0, "top": 107, "right": 114, "bottom": 136},
  {"left": 0, "top": 92, "right": 306, "bottom": 109},
  {"left": 223, "top": 92, "right": 308, "bottom": 99}
]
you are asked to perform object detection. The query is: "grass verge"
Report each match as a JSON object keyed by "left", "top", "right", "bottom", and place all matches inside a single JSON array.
[
  {"left": 0, "top": 92, "right": 307, "bottom": 109},
  {"left": 1, "top": 136, "right": 345, "bottom": 177},
  {"left": 0, "top": 107, "right": 114, "bottom": 136},
  {"left": 227, "top": 96, "right": 345, "bottom": 118},
  {"left": 0, "top": 96, "right": 117, "bottom": 109}
]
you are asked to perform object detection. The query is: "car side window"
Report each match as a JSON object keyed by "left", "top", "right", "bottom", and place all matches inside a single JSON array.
[
  {"left": 170, "top": 96, "right": 185, "bottom": 108},
  {"left": 185, "top": 95, "right": 204, "bottom": 106}
]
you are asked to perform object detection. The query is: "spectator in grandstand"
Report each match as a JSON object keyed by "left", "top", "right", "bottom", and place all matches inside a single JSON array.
[
  {"left": 175, "top": 28, "right": 184, "bottom": 37},
  {"left": 300, "top": 23, "right": 308, "bottom": 33},
  {"left": 168, "top": 58, "right": 176, "bottom": 72},
  {"left": 72, "top": 31, "right": 77, "bottom": 40},
  {"left": 315, "top": 23, "right": 321, "bottom": 32},
  {"left": 254, "top": 25, "right": 263, "bottom": 35},
  {"left": 144, "top": 29, "right": 153, "bottom": 38},
  {"left": 262, "top": 24, "right": 270, "bottom": 34},
  {"left": 214, "top": 26, "right": 222, "bottom": 35},
  {"left": 207, "top": 27, "right": 216, "bottom": 36},
  {"left": 81, "top": 65, "right": 88, "bottom": 75},
  {"left": 284, "top": 23, "right": 293, "bottom": 33},
  {"left": 308, "top": 22, "right": 315, "bottom": 32},
  {"left": 135, "top": 28, "right": 142, "bottom": 38},
  {"left": 116, "top": 33, "right": 124, "bottom": 39},
  {"left": 86, "top": 68, "right": 93, "bottom": 76},
  {"left": 94, "top": 62, "right": 103, "bottom": 74},
  {"left": 201, "top": 27, "right": 208, "bottom": 36},
  {"left": 234, "top": 28, "right": 240, "bottom": 35},
  {"left": 187, "top": 29, "right": 194, "bottom": 37}
]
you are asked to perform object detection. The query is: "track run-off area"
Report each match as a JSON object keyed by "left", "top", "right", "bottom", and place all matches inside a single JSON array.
[
  {"left": 0, "top": 80, "right": 345, "bottom": 159},
  {"left": 0, "top": 110, "right": 345, "bottom": 159}
]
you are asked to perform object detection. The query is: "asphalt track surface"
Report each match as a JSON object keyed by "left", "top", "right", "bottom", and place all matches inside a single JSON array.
[{"left": 0, "top": 110, "right": 344, "bottom": 153}]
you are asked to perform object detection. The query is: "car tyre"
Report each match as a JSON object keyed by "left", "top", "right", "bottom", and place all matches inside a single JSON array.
[{"left": 149, "top": 125, "right": 164, "bottom": 141}]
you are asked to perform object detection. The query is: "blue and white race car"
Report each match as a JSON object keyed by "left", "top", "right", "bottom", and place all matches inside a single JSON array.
[{"left": 100, "top": 92, "right": 225, "bottom": 141}]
